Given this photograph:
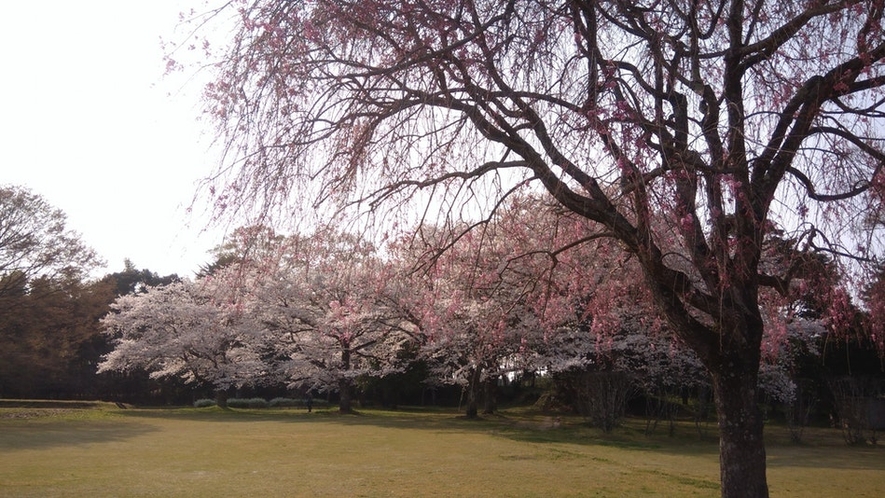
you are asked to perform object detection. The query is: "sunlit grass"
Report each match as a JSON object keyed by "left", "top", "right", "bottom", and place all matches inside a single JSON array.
[{"left": 0, "top": 402, "right": 882, "bottom": 497}]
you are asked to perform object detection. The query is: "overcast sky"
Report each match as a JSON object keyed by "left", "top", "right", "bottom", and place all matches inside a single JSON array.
[{"left": 1, "top": 0, "right": 224, "bottom": 278}]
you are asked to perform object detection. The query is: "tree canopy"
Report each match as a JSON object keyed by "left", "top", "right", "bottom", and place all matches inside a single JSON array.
[{"left": 0, "top": 185, "right": 101, "bottom": 306}]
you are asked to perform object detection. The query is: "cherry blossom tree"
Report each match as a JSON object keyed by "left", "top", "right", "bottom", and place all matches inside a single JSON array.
[
  {"left": 248, "top": 230, "right": 415, "bottom": 413},
  {"left": 98, "top": 272, "right": 270, "bottom": 407},
  {"left": 400, "top": 226, "right": 538, "bottom": 417},
  {"left": 390, "top": 196, "right": 649, "bottom": 417},
  {"left": 185, "top": 2, "right": 885, "bottom": 496}
]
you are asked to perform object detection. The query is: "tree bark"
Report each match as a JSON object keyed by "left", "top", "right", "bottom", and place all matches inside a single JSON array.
[
  {"left": 464, "top": 367, "right": 480, "bottom": 419},
  {"left": 710, "top": 350, "right": 769, "bottom": 498},
  {"left": 215, "top": 389, "right": 230, "bottom": 409},
  {"left": 338, "top": 376, "right": 353, "bottom": 414},
  {"left": 339, "top": 346, "right": 353, "bottom": 414},
  {"left": 482, "top": 375, "right": 498, "bottom": 415},
  {"left": 644, "top": 249, "right": 771, "bottom": 496}
]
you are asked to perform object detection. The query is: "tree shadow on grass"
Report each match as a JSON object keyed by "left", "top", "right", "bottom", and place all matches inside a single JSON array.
[
  {"left": 766, "top": 444, "right": 885, "bottom": 471},
  {"left": 223, "top": 404, "right": 720, "bottom": 456},
  {"left": 108, "top": 405, "right": 885, "bottom": 472},
  {"left": 0, "top": 417, "right": 158, "bottom": 451},
  {"left": 317, "top": 407, "right": 884, "bottom": 469}
]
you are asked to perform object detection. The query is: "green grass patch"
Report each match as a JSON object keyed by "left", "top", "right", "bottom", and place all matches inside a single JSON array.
[{"left": 0, "top": 403, "right": 882, "bottom": 497}]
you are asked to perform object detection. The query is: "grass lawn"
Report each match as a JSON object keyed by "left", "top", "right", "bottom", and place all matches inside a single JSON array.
[{"left": 1, "top": 401, "right": 883, "bottom": 497}]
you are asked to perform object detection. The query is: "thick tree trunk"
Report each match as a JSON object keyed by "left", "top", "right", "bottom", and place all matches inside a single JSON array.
[
  {"left": 465, "top": 389, "right": 478, "bottom": 418},
  {"left": 464, "top": 367, "right": 480, "bottom": 419},
  {"left": 482, "top": 375, "right": 498, "bottom": 415},
  {"left": 647, "top": 252, "right": 770, "bottom": 497},
  {"left": 710, "top": 352, "right": 769, "bottom": 498},
  {"left": 339, "top": 346, "right": 353, "bottom": 414},
  {"left": 215, "top": 389, "right": 230, "bottom": 409},
  {"left": 339, "top": 376, "right": 353, "bottom": 414}
]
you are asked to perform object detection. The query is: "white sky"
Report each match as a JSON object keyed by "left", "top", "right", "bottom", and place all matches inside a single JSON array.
[{"left": 0, "top": 0, "right": 224, "bottom": 278}]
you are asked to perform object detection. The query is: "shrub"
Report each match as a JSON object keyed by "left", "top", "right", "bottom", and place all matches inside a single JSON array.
[
  {"left": 269, "top": 397, "right": 300, "bottom": 408},
  {"left": 227, "top": 398, "right": 269, "bottom": 409},
  {"left": 194, "top": 399, "right": 217, "bottom": 408}
]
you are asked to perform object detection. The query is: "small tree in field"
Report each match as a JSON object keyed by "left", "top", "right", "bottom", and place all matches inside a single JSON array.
[{"left": 180, "top": 2, "right": 885, "bottom": 496}]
